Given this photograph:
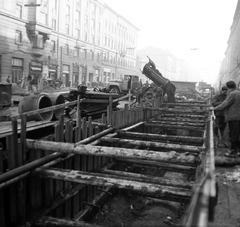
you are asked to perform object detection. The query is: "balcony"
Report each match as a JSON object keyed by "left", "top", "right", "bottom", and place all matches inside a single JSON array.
[
  {"left": 31, "top": 47, "right": 44, "bottom": 57},
  {"left": 26, "top": 21, "right": 52, "bottom": 41}
]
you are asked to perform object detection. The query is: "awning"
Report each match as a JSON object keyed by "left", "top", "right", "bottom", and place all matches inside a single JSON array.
[
  {"left": 31, "top": 67, "right": 42, "bottom": 72},
  {"left": 49, "top": 69, "right": 56, "bottom": 72}
]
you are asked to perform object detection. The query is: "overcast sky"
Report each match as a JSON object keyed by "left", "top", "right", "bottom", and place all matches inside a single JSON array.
[{"left": 103, "top": 0, "right": 238, "bottom": 84}]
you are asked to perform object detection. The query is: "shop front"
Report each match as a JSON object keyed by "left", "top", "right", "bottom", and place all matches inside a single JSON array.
[
  {"left": 29, "top": 60, "right": 43, "bottom": 90},
  {"left": 72, "top": 64, "right": 79, "bottom": 87},
  {"left": 49, "top": 65, "right": 57, "bottom": 79},
  {"left": 62, "top": 64, "right": 70, "bottom": 87}
]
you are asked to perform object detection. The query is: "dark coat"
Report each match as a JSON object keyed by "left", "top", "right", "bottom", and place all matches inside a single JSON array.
[
  {"left": 214, "top": 89, "right": 240, "bottom": 121},
  {"left": 212, "top": 92, "right": 227, "bottom": 116}
]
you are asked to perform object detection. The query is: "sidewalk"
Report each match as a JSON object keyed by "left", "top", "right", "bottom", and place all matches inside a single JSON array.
[{"left": 209, "top": 166, "right": 240, "bottom": 227}]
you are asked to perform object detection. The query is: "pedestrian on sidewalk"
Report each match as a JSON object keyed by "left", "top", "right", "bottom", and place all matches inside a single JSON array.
[
  {"left": 211, "top": 81, "right": 240, "bottom": 157},
  {"left": 212, "top": 85, "right": 228, "bottom": 139}
]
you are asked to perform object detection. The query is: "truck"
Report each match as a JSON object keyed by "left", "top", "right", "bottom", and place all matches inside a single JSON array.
[{"left": 106, "top": 75, "right": 141, "bottom": 94}]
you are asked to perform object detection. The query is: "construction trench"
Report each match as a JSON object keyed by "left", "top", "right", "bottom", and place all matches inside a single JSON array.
[{"left": 0, "top": 98, "right": 215, "bottom": 227}]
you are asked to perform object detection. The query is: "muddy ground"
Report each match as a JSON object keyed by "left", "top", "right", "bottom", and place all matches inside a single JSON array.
[{"left": 89, "top": 193, "right": 185, "bottom": 227}]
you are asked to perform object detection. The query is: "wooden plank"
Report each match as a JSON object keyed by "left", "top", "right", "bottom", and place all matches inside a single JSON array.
[
  {"left": 64, "top": 120, "right": 72, "bottom": 219},
  {"left": 0, "top": 148, "right": 5, "bottom": 227},
  {"left": 11, "top": 100, "right": 79, "bottom": 120},
  {"left": 107, "top": 96, "right": 112, "bottom": 125},
  {"left": 73, "top": 128, "right": 80, "bottom": 218},
  {"left": 9, "top": 121, "right": 18, "bottom": 224},
  {"left": 21, "top": 114, "right": 27, "bottom": 164},
  {"left": 81, "top": 117, "right": 87, "bottom": 209},
  {"left": 53, "top": 124, "right": 63, "bottom": 218},
  {"left": 0, "top": 121, "right": 56, "bottom": 139},
  {"left": 33, "top": 168, "right": 192, "bottom": 203},
  {"left": 26, "top": 140, "right": 199, "bottom": 165},
  {"left": 88, "top": 117, "right": 94, "bottom": 202},
  {"left": 118, "top": 131, "right": 203, "bottom": 145},
  {"left": 99, "top": 137, "right": 202, "bottom": 153},
  {"left": 144, "top": 122, "right": 205, "bottom": 131},
  {"left": 17, "top": 143, "right": 26, "bottom": 225},
  {"left": 35, "top": 216, "right": 102, "bottom": 227}
]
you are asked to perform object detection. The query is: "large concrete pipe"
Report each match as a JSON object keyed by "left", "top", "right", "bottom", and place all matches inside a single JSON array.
[
  {"left": 43, "top": 93, "right": 65, "bottom": 120},
  {"left": 18, "top": 94, "right": 53, "bottom": 121}
]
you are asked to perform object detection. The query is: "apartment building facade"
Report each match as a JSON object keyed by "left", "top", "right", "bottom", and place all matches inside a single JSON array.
[{"left": 0, "top": 0, "right": 139, "bottom": 87}]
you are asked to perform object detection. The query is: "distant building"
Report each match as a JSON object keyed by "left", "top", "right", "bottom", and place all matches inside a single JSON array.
[
  {"left": 0, "top": 0, "right": 139, "bottom": 87},
  {"left": 219, "top": 0, "right": 240, "bottom": 89},
  {"left": 136, "top": 47, "right": 199, "bottom": 83}
]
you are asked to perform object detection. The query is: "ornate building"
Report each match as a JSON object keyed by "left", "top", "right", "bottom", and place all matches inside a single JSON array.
[
  {"left": 217, "top": 1, "right": 240, "bottom": 89},
  {"left": 0, "top": 0, "right": 139, "bottom": 87}
]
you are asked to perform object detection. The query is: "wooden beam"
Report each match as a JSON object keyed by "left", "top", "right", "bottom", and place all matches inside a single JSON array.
[
  {"left": 215, "top": 156, "right": 240, "bottom": 166},
  {"left": 26, "top": 140, "right": 199, "bottom": 165},
  {"left": 74, "top": 187, "right": 114, "bottom": 221},
  {"left": 101, "top": 167, "right": 194, "bottom": 189},
  {"left": 115, "top": 158, "right": 196, "bottom": 171},
  {"left": 159, "top": 114, "right": 206, "bottom": 119},
  {"left": 35, "top": 216, "right": 102, "bottom": 227},
  {"left": 99, "top": 137, "right": 203, "bottom": 153},
  {"left": 144, "top": 107, "right": 208, "bottom": 114},
  {"left": 41, "top": 184, "right": 85, "bottom": 216},
  {"left": 11, "top": 100, "right": 81, "bottom": 120},
  {"left": 154, "top": 117, "right": 206, "bottom": 124},
  {"left": 149, "top": 120, "right": 205, "bottom": 128},
  {"left": 162, "top": 103, "right": 210, "bottom": 108},
  {"left": 144, "top": 122, "right": 205, "bottom": 131},
  {"left": 32, "top": 168, "right": 192, "bottom": 203},
  {"left": 117, "top": 131, "right": 204, "bottom": 145}
]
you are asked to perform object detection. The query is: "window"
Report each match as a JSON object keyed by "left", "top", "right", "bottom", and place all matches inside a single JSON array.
[
  {"left": 84, "top": 15, "right": 88, "bottom": 27},
  {"left": 97, "top": 53, "right": 100, "bottom": 62},
  {"left": 75, "top": 28, "right": 80, "bottom": 38},
  {"left": 84, "top": 32, "right": 88, "bottom": 41},
  {"left": 76, "top": 0, "right": 81, "bottom": 9},
  {"left": 97, "top": 22, "right": 100, "bottom": 34},
  {"left": 66, "top": 5, "right": 70, "bottom": 21},
  {"left": 91, "top": 35, "right": 95, "bottom": 44},
  {"left": 97, "top": 38, "right": 100, "bottom": 46},
  {"left": 15, "top": 30, "right": 22, "bottom": 44},
  {"left": 66, "top": 24, "right": 69, "bottom": 35},
  {"left": 91, "top": 50, "right": 94, "bottom": 60},
  {"left": 83, "top": 49, "right": 87, "bottom": 59},
  {"left": 75, "top": 10, "right": 81, "bottom": 27},
  {"left": 40, "top": 12, "right": 47, "bottom": 25},
  {"left": 33, "top": 34, "right": 44, "bottom": 48},
  {"left": 52, "top": 19, "right": 56, "bottom": 30},
  {"left": 64, "top": 44, "right": 69, "bottom": 55},
  {"left": 74, "top": 47, "right": 79, "bottom": 57},
  {"left": 105, "top": 36, "right": 107, "bottom": 46},
  {"left": 91, "top": 18, "right": 95, "bottom": 33},
  {"left": 51, "top": 40, "right": 56, "bottom": 52},
  {"left": 16, "top": 4, "right": 22, "bottom": 18}
]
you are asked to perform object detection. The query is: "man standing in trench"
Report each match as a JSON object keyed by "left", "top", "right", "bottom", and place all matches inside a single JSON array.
[
  {"left": 211, "top": 81, "right": 240, "bottom": 157},
  {"left": 212, "top": 85, "right": 228, "bottom": 140}
]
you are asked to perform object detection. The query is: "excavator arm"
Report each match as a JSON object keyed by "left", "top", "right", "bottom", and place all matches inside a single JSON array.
[{"left": 142, "top": 56, "right": 176, "bottom": 103}]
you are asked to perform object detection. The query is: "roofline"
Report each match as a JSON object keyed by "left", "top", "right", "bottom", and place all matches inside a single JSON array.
[{"left": 104, "top": 4, "right": 140, "bottom": 31}]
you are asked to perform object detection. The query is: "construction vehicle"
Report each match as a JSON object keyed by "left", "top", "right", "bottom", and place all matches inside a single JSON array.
[
  {"left": 107, "top": 75, "right": 141, "bottom": 94},
  {"left": 142, "top": 56, "right": 176, "bottom": 103}
]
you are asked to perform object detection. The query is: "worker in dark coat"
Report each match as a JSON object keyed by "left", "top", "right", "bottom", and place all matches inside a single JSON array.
[
  {"left": 212, "top": 81, "right": 240, "bottom": 157},
  {"left": 212, "top": 85, "right": 228, "bottom": 138}
]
